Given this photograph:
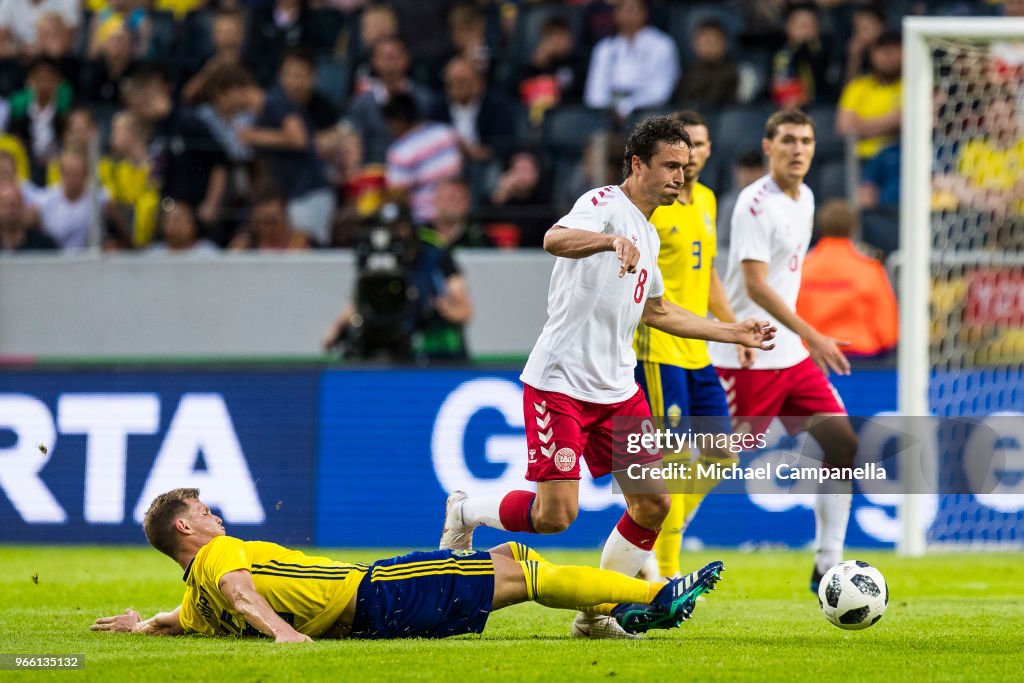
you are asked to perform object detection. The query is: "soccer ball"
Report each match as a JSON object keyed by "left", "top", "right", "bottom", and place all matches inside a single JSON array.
[{"left": 817, "top": 560, "right": 888, "bottom": 630}]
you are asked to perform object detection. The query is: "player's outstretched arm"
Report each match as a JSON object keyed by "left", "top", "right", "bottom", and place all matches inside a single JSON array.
[
  {"left": 91, "top": 607, "right": 184, "bottom": 636},
  {"left": 218, "top": 570, "right": 312, "bottom": 643},
  {"left": 740, "top": 261, "right": 850, "bottom": 375},
  {"left": 543, "top": 228, "right": 639, "bottom": 276},
  {"left": 643, "top": 296, "right": 776, "bottom": 349}
]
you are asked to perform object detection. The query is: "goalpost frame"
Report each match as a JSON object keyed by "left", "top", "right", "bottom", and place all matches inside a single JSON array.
[{"left": 899, "top": 17, "right": 1024, "bottom": 556}]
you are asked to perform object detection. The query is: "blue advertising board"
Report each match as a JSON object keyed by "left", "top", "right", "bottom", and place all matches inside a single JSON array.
[
  {"left": 315, "top": 368, "right": 928, "bottom": 549},
  {"left": 0, "top": 371, "right": 318, "bottom": 545}
]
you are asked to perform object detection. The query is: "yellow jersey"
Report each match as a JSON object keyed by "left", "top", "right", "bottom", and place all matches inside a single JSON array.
[
  {"left": 838, "top": 75, "right": 902, "bottom": 159},
  {"left": 178, "top": 536, "right": 368, "bottom": 638},
  {"left": 634, "top": 182, "right": 717, "bottom": 369}
]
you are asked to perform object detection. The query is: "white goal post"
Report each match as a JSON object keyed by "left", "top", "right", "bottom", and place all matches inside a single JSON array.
[{"left": 900, "top": 17, "right": 1024, "bottom": 556}]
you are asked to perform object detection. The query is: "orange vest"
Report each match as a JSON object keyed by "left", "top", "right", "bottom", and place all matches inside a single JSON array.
[{"left": 796, "top": 237, "right": 898, "bottom": 356}]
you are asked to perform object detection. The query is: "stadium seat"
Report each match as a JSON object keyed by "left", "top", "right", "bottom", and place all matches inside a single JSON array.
[
  {"left": 146, "top": 10, "right": 179, "bottom": 64},
  {"left": 540, "top": 105, "right": 612, "bottom": 154},
  {"left": 806, "top": 158, "right": 848, "bottom": 202},
  {"left": 510, "top": 3, "right": 583, "bottom": 66},
  {"left": 807, "top": 105, "right": 843, "bottom": 159},
  {"left": 315, "top": 57, "right": 350, "bottom": 109}
]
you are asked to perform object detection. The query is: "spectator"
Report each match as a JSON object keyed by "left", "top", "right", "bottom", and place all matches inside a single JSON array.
[
  {"left": 266, "top": 45, "right": 339, "bottom": 137},
  {"left": 244, "top": 0, "right": 306, "bottom": 86},
  {"left": 382, "top": 92, "right": 461, "bottom": 226},
  {"left": 0, "top": 0, "right": 79, "bottom": 59},
  {"left": 26, "top": 12, "right": 80, "bottom": 84},
  {"left": 43, "top": 104, "right": 96, "bottom": 185},
  {"left": 954, "top": 95, "right": 1024, "bottom": 219},
  {"left": 228, "top": 191, "right": 311, "bottom": 250},
  {"left": 146, "top": 200, "right": 219, "bottom": 254},
  {"left": 86, "top": 0, "right": 149, "bottom": 60},
  {"left": 6, "top": 57, "right": 72, "bottom": 185},
  {"left": 518, "top": 16, "right": 585, "bottom": 125},
  {"left": 0, "top": 181, "right": 55, "bottom": 251},
  {"left": 99, "top": 110, "right": 160, "bottom": 247},
  {"left": 716, "top": 148, "right": 766, "bottom": 271},
  {"left": 36, "top": 150, "right": 108, "bottom": 250},
  {"left": 487, "top": 150, "right": 553, "bottom": 247},
  {"left": 583, "top": 0, "right": 679, "bottom": 122},
  {"left": 181, "top": 9, "right": 248, "bottom": 105},
  {"left": 348, "top": 3, "right": 400, "bottom": 96},
  {"left": 446, "top": 2, "right": 490, "bottom": 77},
  {"left": 347, "top": 36, "right": 435, "bottom": 163},
  {"left": 240, "top": 47, "right": 336, "bottom": 245},
  {"left": 426, "top": 177, "right": 492, "bottom": 249},
  {"left": 796, "top": 198, "right": 898, "bottom": 358},
  {"left": 0, "top": 148, "right": 41, "bottom": 206},
  {"left": 836, "top": 30, "right": 902, "bottom": 162},
  {"left": 843, "top": 3, "right": 886, "bottom": 86},
  {"left": 769, "top": 3, "right": 833, "bottom": 108},
  {"left": 120, "top": 67, "right": 173, "bottom": 188},
  {"left": 678, "top": 19, "right": 739, "bottom": 107},
  {"left": 326, "top": 122, "right": 386, "bottom": 245},
  {"left": 83, "top": 20, "right": 137, "bottom": 105},
  {"left": 430, "top": 55, "right": 514, "bottom": 163},
  {"left": 164, "top": 64, "right": 251, "bottom": 241}
]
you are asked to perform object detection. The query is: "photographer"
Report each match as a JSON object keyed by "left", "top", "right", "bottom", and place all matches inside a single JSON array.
[{"left": 323, "top": 202, "right": 472, "bottom": 363}]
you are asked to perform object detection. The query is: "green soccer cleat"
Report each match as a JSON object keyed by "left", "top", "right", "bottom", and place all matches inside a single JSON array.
[{"left": 611, "top": 560, "right": 725, "bottom": 634}]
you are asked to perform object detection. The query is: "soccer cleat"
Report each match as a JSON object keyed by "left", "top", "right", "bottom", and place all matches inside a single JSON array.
[
  {"left": 611, "top": 603, "right": 675, "bottom": 635},
  {"left": 811, "top": 565, "right": 824, "bottom": 593},
  {"left": 438, "top": 490, "right": 473, "bottom": 551},
  {"left": 570, "top": 612, "right": 644, "bottom": 640},
  {"left": 650, "top": 560, "right": 725, "bottom": 626}
]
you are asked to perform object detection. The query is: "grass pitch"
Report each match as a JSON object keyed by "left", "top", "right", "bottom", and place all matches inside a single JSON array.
[{"left": 1, "top": 546, "right": 1021, "bottom": 682}]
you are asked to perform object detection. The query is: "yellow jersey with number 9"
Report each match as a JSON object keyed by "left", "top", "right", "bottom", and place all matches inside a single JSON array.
[{"left": 634, "top": 183, "right": 717, "bottom": 369}]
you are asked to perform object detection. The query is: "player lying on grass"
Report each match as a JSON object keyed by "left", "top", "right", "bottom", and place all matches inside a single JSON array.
[{"left": 92, "top": 488, "right": 724, "bottom": 641}]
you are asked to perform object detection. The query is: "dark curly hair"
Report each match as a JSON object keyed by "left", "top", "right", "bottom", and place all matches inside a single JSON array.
[{"left": 623, "top": 115, "right": 692, "bottom": 178}]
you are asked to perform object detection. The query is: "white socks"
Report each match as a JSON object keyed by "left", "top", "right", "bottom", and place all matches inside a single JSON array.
[
  {"left": 600, "top": 527, "right": 653, "bottom": 578},
  {"left": 814, "top": 478, "right": 853, "bottom": 573},
  {"left": 461, "top": 495, "right": 507, "bottom": 531}
]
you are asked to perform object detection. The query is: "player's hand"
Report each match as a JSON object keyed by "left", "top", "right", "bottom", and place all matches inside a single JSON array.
[
  {"left": 807, "top": 331, "right": 851, "bottom": 376},
  {"left": 91, "top": 608, "right": 141, "bottom": 633},
  {"left": 275, "top": 631, "right": 313, "bottom": 643},
  {"left": 610, "top": 236, "right": 639, "bottom": 278},
  {"left": 736, "top": 344, "right": 756, "bottom": 368},
  {"left": 734, "top": 319, "right": 776, "bottom": 351}
]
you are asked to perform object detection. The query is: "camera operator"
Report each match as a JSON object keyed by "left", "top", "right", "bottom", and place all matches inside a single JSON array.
[{"left": 323, "top": 202, "right": 473, "bottom": 362}]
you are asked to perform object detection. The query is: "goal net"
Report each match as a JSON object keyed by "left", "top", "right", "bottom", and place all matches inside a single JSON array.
[{"left": 900, "top": 17, "right": 1024, "bottom": 553}]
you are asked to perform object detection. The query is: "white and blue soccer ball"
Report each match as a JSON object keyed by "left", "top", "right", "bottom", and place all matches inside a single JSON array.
[{"left": 818, "top": 560, "right": 888, "bottom": 630}]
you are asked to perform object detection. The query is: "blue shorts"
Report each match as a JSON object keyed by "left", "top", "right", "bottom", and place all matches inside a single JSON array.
[
  {"left": 350, "top": 550, "right": 495, "bottom": 639},
  {"left": 635, "top": 362, "right": 731, "bottom": 435}
]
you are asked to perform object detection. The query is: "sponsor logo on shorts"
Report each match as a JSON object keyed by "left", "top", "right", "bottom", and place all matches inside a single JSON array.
[{"left": 553, "top": 447, "right": 577, "bottom": 472}]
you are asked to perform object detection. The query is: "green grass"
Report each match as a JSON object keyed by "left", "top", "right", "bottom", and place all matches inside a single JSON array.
[{"left": 1, "top": 546, "right": 1022, "bottom": 682}]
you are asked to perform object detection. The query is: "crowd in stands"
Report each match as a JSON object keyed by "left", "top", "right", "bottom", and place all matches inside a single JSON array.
[{"left": 0, "top": 0, "right": 1017, "bottom": 256}]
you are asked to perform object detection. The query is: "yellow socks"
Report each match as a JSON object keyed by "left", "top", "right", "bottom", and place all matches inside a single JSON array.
[
  {"left": 654, "top": 494, "right": 687, "bottom": 578},
  {"left": 518, "top": 558, "right": 661, "bottom": 615}
]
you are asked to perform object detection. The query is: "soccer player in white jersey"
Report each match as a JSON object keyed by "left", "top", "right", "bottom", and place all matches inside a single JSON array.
[
  {"left": 440, "top": 115, "right": 777, "bottom": 638},
  {"left": 708, "top": 109, "right": 860, "bottom": 592}
]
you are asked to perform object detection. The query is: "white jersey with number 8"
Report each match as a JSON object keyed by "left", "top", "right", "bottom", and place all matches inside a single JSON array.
[{"left": 520, "top": 186, "right": 665, "bottom": 404}]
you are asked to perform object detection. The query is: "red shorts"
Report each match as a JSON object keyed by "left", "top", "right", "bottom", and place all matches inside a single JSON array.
[
  {"left": 716, "top": 357, "right": 847, "bottom": 436},
  {"left": 523, "top": 383, "right": 660, "bottom": 482}
]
